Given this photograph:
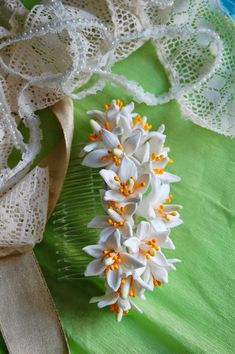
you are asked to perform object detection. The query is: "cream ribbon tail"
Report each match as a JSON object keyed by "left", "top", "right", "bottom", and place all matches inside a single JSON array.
[{"left": 0, "top": 97, "right": 74, "bottom": 354}]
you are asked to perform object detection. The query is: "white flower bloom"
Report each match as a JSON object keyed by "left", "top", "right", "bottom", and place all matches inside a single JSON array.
[
  {"left": 90, "top": 276, "right": 144, "bottom": 321},
  {"left": 123, "top": 221, "right": 179, "bottom": 290},
  {"left": 137, "top": 175, "right": 183, "bottom": 232},
  {"left": 82, "top": 128, "right": 142, "bottom": 170},
  {"left": 88, "top": 194, "right": 136, "bottom": 240},
  {"left": 83, "top": 230, "right": 145, "bottom": 291},
  {"left": 124, "top": 221, "right": 175, "bottom": 253},
  {"left": 134, "top": 125, "right": 180, "bottom": 183},
  {"left": 88, "top": 99, "right": 136, "bottom": 134},
  {"left": 135, "top": 257, "right": 180, "bottom": 291},
  {"left": 100, "top": 156, "right": 150, "bottom": 203}
]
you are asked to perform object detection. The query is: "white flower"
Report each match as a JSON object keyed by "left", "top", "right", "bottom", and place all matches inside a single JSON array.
[
  {"left": 136, "top": 257, "right": 180, "bottom": 291},
  {"left": 88, "top": 194, "right": 137, "bottom": 240},
  {"left": 124, "top": 221, "right": 175, "bottom": 254},
  {"left": 82, "top": 128, "right": 142, "bottom": 170},
  {"left": 90, "top": 276, "right": 144, "bottom": 321},
  {"left": 100, "top": 156, "right": 150, "bottom": 203},
  {"left": 134, "top": 125, "right": 180, "bottom": 183},
  {"left": 83, "top": 230, "right": 145, "bottom": 291},
  {"left": 137, "top": 175, "right": 183, "bottom": 232},
  {"left": 123, "top": 221, "right": 179, "bottom": 289},
  {"left": 88, "top": 99, "right": 136, "bottom": 135}
]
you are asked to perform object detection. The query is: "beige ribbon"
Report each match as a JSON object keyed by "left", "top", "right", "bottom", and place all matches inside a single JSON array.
[{"left": 0, "top": 97, "right": 74, "bottom": 354}]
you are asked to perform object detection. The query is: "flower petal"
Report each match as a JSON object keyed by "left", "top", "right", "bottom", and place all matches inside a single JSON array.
[
  {"left": 85, "top": 259, "right": 105, "bottom": 276},
  {"left": 121, "top": 253, "right": 145, "bottom": 270},
  {"left": 120, "top": 276, "right": 131, "bottom": 299},
  {"left": 83, "top": 245, "right": 104, "bottom": 258},
  {"left": 97, "top": 293, "right": 119, "bottom": 308},
  {"left": 82, "top": 149, "right": 110, "bottom": 168},
  {"left": 88, "top": 216, "right": 108, "bottom": 228},
  {"left": 107, "top": 208, "right": 124, "bottom": 222},
  {"left": 149, "top": 134, "right": 165, "bottom": 155},
  {"left": 107, "top": 269, "right": 121, "bottom": 291},
  {"left": 150, "top": 251, "right": 169, "bottom": 266},
  {"left": 159, "top": 172, "right": 181, "bottom": 183},
  {"left": 82, "top": 142, "right": 99, "bottom": 154},
  {"left": 150, "top": 218, "right": 168, "bottom": 232},
  {"left": 135, "top": 275, "right": 153, "bottom": 291},
  {"left": 121, "top": 102, "right": 134, "bottom": 114},
  {"left": 152, "top": 156, "right": 168, "bottom": 169},
  {"left": 106, "top": 230, "right": 121, "bottom": 251},
  {"left": 151, "top": 265, "right": 169, "bottom": 283},
  {"left": 124, "top": 237, "right": 140, "bottom": 253},
  {"left": 134, "top": 142, "right": 150, "bottom": 164},
  {"left": 100, "top": 169, "right": 120, "bottom": 189},
  {"left": 90, "top": 119, "right": 102, "bottom": 132},
  {"left": 87, "top": 109, "right": 106, "bottom": 121},
  {"left": 161, "top": 238, "right": 175, "bottom": 249},
  {"left": 104, "top": 190, "right": 125, "bottom": 202},
  {"left": 123, "top": 130, "right": 141, "bottom": 156},
  {"left": 99, "top": 227, "right": 114, "bottom": 242},
  {"left": 119, "top": 156, "right": 137, "bottom": 181},
  {"left": 102, "top": 128, "right": 120, "bottom": 148},
  {"left": 123, "top": 202, "right": 137, "bottom": 216},
  {"left": 136, "top": 221, "right": 151, "bottom": 240},
  {"left": 117, "top": 309, "right": 123, "bottom": 322},
  {"left": 135, "top": 174, "right": 150, "bottom": 194},
  {"left": 122, "top": 222, "right": 133, "bottom": 238}
]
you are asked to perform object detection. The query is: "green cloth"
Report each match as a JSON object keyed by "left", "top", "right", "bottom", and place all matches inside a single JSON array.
[
  {"left": 1, "top": 3, "right": 235, "bottom": 353},
  {"left": 39, "top": 43, "right": 235, "bottom": 354}
]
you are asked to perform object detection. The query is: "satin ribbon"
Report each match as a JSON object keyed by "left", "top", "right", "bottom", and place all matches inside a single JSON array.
[{"left": 0, "top": 97, "right": 73, "bottom": 354}]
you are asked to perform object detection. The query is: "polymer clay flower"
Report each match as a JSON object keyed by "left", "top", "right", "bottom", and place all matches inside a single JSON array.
[
  {"left": 83, "top": 230, "right": 144, "bottom": 291},
  {"left": 124, "top": 221, "right": 177, "bottom": 288},
  {"left": 134, "top": 125, "right": 180, "bottom": 183},
  {"left": 90, "top": 280, "right": 144, "bottom": 322},
  {"left": 135, "top": 257, "right": 180, "bottom": 291},
  {"left": 82, "top": 128, "right": 142, "bottom": 170},
  {"left": 137, "top": 176, "right": 183, "bottom": 232},
  {"left": 88, "top": 99, "right": 136, "bottom": 134},
  {"left": 124, "top": 221, "right": 175, "bottom": 253},
  {"left": 100, "top": 156, "right": 150, "bottom": 203},
  {"left": 88, "top": 196, "right": 136, "bottom": 240}
]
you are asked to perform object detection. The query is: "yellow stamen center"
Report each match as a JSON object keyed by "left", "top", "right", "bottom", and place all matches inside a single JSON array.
[
  {"left": 153, "top": 168, "right": 164, "bottom": 174},
  {"left": 165, "top": 194, "right": 173, "bottom": 203},
  {"left": 116, "top": 99, "right": 123, "bottom": 107},
  {"left": 152, "top": 275, "right": 162, "bottom": 287},
  {"left": 155, "top": 204, "right": 177, "bottom": 221},
  {"left": 107, "top": 218, "right": 124, "bottom": 227},
  {"left": 129, "top": 277, "right": 136, "bottom": 297},
  {"left": 104, "top": 120, "right": 111, "bottom": 131},
  {"left": 102, "top": 249, "right": 121, "bottom": 273},
  {"left": 108, "top": 202, "right": 125, "bottom": 215},
  {"left": 140, "top": 239, "right": 159, "bottom": 259},
  {"left": 104, "top": 103, "right": 110, "bottom": 110},
  {"left": 151, "top": 153, "right": 164, "bottom": 161},
  {"left": 133, "top": 115, "right": 152, "bottom": 130},
  {"left": 100, "top": 145, "right": 123, "bottom": 166},
  {"left": 113, "top": 175, "right": 145, "bottom": 197}
]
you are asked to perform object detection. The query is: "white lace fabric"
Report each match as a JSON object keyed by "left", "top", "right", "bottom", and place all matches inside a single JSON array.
[
  {"left": 0, "top": 0, "right": 234, "bottom": 194},
  {"left": 0, "top": 166, "right": 49, "bottom": 257}
]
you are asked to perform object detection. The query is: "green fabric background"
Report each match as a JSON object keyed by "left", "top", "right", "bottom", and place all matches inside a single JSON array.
[{"left": 1, "top": 2, "right": 235, "bottom": 353}]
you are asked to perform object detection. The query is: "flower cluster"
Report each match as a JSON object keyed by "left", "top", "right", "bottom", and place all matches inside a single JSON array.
[{"left": 81, "top": 99, "right": 182, "bottom": 321}]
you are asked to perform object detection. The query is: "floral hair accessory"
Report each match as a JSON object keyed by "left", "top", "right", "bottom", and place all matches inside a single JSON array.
[{"left": 81, "top": 99, "right": 183, "bottom": 321}]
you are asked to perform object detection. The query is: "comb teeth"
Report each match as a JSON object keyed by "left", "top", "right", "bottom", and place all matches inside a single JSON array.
[{"left": 51, "top": 144, "right": 103, "bottom": 280}]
